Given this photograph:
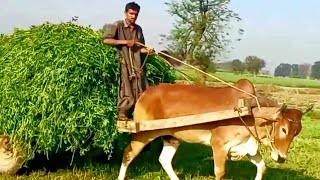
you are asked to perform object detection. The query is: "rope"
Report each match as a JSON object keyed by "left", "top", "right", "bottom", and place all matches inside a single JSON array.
[
  {"left": 236, "top": 109, "right": 277, "bottom": 147},
  {"left": 128, "top": 48, "right": 136, "bottom": 79},
  {"left": 141, "top": 53, "right": 149, "bottom": 70},
  {"left": 128, "top": 46, "right": 193, "bottom": 85},
  {"left": 156, "top": 55, "right": 194, "bottom": 84},
  {"left": 136, "top": 42, "right": 261, "bottom": 112},
  {"left": 236, "top": 109, "right": 262, "bottom": 143},
  {"left": 265, "top": 125, "right": 274, "bottom": 143},
  {"left": 265, "top": 123, "right": 277, "bottom": 151},
  {"left": 128, "top": 48, "right": 149, "bottom": 77}
]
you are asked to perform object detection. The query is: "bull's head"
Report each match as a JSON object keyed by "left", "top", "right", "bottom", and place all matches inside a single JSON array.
[
  {"left": 270, "top": 105, "right": 303, "bottom": 163},
  {"left": 252, "top": 103, "right": 312, "bottom": 163}
]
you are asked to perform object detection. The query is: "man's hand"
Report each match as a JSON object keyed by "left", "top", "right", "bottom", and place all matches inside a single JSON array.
[
  {"left": 141, "top": 47, "right": 155, "bottom": 55},
  {"left": 126, "top": 39, "right": 137, "bottom": 47}
]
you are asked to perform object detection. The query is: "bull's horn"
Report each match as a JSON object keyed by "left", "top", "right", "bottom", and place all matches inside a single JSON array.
[
  {"left": 303, "top": 104, "right": 314, "bottom": 115},
  {"left": 276, "top": 103, "right": 287, "bottom": 113}
]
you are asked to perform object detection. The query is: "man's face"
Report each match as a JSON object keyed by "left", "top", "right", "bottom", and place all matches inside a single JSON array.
[{"left": 125, "top": 8, "right": 139, "bottom": 25}]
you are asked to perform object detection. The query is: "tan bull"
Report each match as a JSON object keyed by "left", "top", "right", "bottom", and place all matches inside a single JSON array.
[{"left": 117, "top": 79, "right": 305, "bottom": 180}]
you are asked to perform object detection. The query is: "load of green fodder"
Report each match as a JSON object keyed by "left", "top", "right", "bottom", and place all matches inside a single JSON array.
[{"left": 0, "top": 22, "right": 176, "bottom": 173}]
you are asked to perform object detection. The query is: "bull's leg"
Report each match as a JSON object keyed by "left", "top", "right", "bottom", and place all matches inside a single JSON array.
[
  {"left": 118, "top": 132, "right": 159, "bottom": 180},
  {"left": 249, "top": 152, "right": 267, "bottom": 180},
  {"left": 159, "top": 137, "right": 180, "bottom": 180},
  {"left": 212, "top": 145, "right": 228, "bottom": 180}
]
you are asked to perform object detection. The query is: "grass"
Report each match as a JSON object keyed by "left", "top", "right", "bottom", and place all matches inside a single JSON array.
[
  {"left": 176, "top": 68, "right": 320, "bottom": 89},
  {"left": 1, "top": 115, "right": 319, "bottom": 180}
]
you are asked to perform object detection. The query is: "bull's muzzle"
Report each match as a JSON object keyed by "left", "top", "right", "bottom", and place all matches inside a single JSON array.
[
  {"left": 277, "top": 154, "right": 286, "bottom": 163},
  {"left": 271, "top": 150, "right": 287, "bottom": 163}
]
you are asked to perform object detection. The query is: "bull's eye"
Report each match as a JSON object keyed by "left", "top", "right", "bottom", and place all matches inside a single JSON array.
[{"left": 282, "top": 127, "right": 287, "bottom": 134}]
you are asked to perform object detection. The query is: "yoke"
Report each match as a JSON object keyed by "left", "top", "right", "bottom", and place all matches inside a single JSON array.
[{"left": 116, "top": 98, "right": 253, "bottom": 133}]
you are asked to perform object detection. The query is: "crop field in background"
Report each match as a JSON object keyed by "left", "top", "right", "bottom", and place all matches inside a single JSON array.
[
  {"left": 1, "top": 70, "right": 319, "bottom": 180},
  {"left": 176, "top": 68, "right": 320, "bottom": 89}
]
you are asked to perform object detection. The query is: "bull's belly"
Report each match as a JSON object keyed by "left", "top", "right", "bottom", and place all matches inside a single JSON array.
[
  {"left": 172, "top": 129, "right": 212, "bottom": 146},
  {"left": 169, "top": 126, "right": 259, "bottom": 160}
]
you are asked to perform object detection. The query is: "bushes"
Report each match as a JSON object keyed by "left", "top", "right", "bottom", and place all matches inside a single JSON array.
[{"left": 0, "top": 22, "right": 175, "bottom": 161}]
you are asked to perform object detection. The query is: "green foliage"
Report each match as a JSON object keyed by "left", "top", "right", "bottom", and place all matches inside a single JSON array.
[
  {"left": 274, "top": 63, "right": 292, "bottom": 77},
  {"left": 274, "top": 63, "right": 304, "bottom": 78},
  {"left": 207, "top": 62, "right": 217, "bottom": 73},
  {"left": 244, "top": 56, "right": 266, "bottom": 75},
  {"left": 0, "top": 22, "right": 176, "bottom": 161},
  {"left": 161, "top": 0, "right": 243, "bottom": 68},
  {"left": 231, "top": 59, "right": 245, "bottom": 73},
  {"left": 291, "top": 64, "right": 299, "bottom": 77},
  {"left": 311, "top": 61, "right": 320, "bottom": 79},
  {"left": 144, "top": 54, "right": 177, "bottom": 85}
]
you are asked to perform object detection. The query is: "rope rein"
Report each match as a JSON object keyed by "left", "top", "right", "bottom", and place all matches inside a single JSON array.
[
  {"left": 236, "top": 109, "right": 276, "bottom": 146},
  {"left": 236, "top": 110, "right": 262, "bottom": 143}
]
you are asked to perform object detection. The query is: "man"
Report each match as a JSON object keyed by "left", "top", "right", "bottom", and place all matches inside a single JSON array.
[{"left": 103, "top": 2, "right": 154, "bottom": 121}]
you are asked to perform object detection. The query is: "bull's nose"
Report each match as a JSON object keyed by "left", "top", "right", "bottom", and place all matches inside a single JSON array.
[{"left": 277, "top": 154, "right": 286, "bottom": 163}]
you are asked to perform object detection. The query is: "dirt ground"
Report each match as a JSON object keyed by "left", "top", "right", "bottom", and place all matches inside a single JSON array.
[{"left": 254, "top": 84, "right": 320, "bottom": 110}]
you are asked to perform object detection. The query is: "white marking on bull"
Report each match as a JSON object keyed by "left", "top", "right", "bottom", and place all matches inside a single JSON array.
[
  {"left": 249, "top": 153, "right": 267, "bottom": 180},
  {"left": 159, "top": 140, "right": 179, "bottom": 180},
  {"left": 118, "top": 163, "right": 128, "bottom": 180}
]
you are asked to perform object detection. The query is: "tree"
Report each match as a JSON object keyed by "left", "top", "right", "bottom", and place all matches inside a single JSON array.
[
  {"left": 311, "top": 61, "right": 320, "bottom": 79},
  {"left": 261, "top": 69, "right": 270, "bottom": 75},
  {"left": 274, "top": 63, "right": 292, "bottom": 77},
  {"left": 298, "top": 63, "right": 311, "bottom": 78},
  {"left": 244, "top": 56, "right": 266, "bottom": 75},
  {"left": 291, "top": 64, "right": 299, "bottom": 77},
  {"left": 161, "top": 0, "right": 243, "bottom": 70},
  {"left": 274, "top": 63, "right": 311, "bottom": 78},
  {"left": 231, "top": 59, "right": 245, "bottom": 73}
]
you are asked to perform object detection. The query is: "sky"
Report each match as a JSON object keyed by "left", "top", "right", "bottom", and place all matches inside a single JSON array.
[{"left": 1, "top": 0, "right": 320, "bottom": 74}]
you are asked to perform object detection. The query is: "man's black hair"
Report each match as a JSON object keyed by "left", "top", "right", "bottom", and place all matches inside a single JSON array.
[{"left": 125, "top": 2, "right": 140, "bottom": 12}]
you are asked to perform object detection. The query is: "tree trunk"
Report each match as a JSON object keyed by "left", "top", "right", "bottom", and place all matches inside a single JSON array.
[{"left": 195, "top": 65, "right": 207, "bottom": 85}]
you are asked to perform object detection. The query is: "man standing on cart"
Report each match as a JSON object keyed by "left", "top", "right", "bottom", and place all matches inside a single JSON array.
[{"left": 103, "top": 2, "right": 155, "bottom": 121}]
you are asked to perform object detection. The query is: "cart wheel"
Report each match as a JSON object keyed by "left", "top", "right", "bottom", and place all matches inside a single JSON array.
[{"left": 0, "top": 136, "right": 26, "bottom": 174}]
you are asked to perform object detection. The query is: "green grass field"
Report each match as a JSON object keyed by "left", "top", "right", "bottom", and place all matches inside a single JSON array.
[
  {"left": 1, "top": 114, "right": 319, "bottom": 180},
  {"left": 176, "top": 69, "right": 320, "bottom": 89}
]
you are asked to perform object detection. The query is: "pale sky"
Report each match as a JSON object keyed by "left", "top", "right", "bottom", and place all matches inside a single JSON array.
[{"left": 1, "top": 0, "right": 320, "bottom": 73}]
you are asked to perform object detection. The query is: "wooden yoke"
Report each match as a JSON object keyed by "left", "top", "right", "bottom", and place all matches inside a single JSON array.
[{"left": 116, "top": 99, "right": 252, "bottom": 133}]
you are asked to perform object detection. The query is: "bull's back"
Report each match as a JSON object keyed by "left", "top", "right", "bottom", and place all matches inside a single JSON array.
[{"left": 134, "top": 79, "right": 255, "bottom": 121}]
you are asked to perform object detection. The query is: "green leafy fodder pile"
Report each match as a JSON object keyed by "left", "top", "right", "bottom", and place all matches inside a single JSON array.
[{"left": 0, "top": 22, "right": 176, "bottom": 162}]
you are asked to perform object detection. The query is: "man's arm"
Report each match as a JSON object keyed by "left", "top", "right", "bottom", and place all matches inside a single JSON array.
[
  {"left": 102, "top": 22, "right": 135, "bottom": 47},
  {"left": 137, "top": 27, "right": 155, "bottom": 54},
  {"left": 103, "top": 38, "right": 130, "bottom": 46}
]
